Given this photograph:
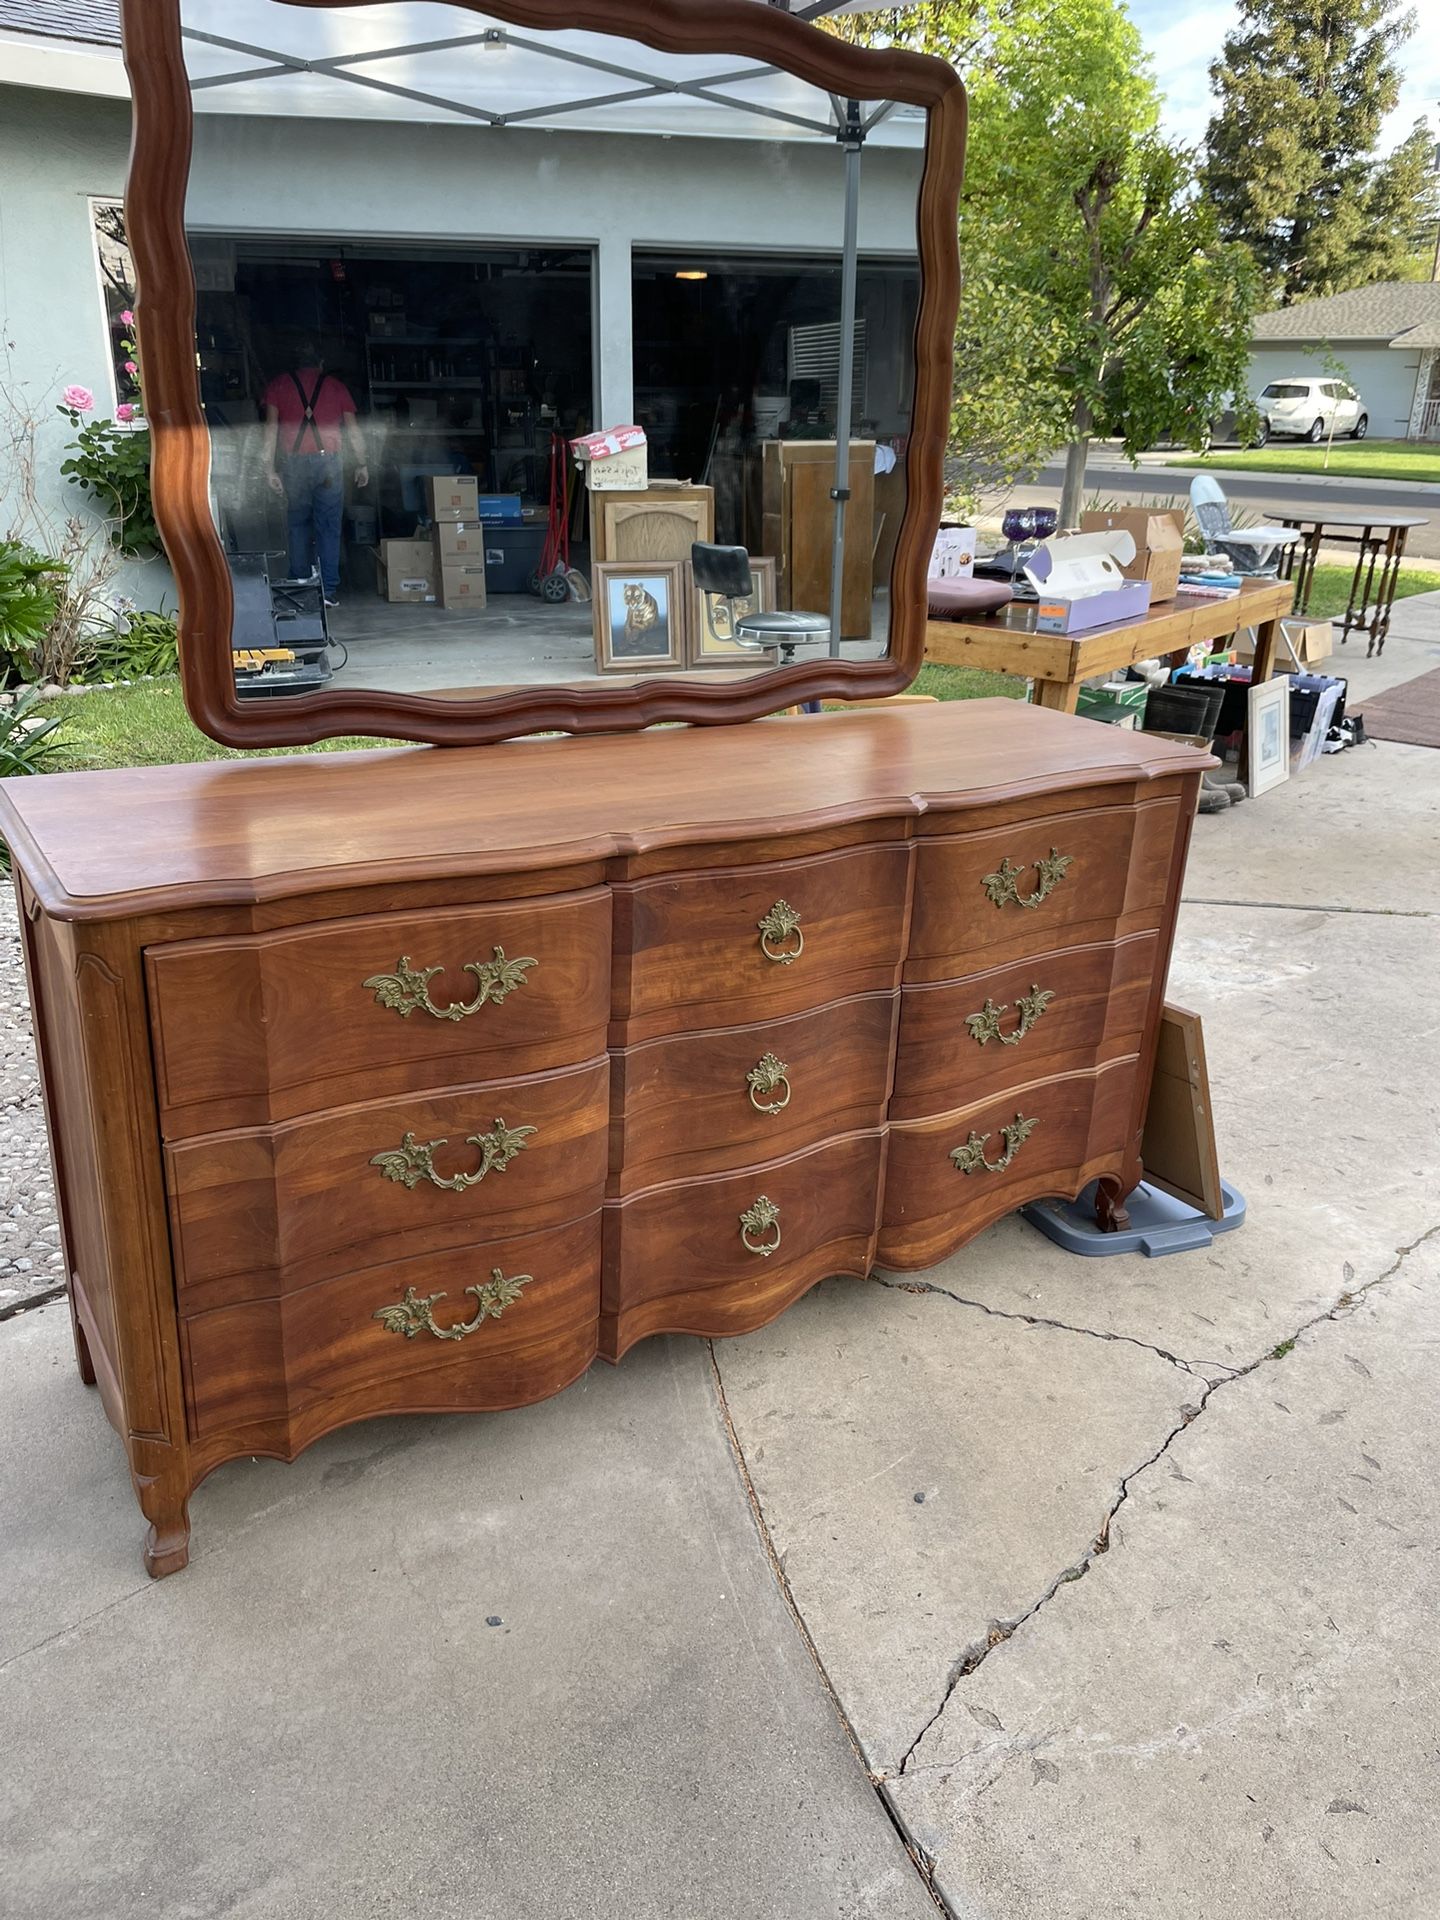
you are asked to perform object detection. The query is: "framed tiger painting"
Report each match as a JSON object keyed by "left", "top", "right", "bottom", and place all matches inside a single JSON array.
[{"left": 593, "top": 562, "right": 687, "bottom": 674}]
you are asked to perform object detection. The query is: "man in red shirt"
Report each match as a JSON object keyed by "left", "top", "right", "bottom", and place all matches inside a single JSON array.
[{"left": 260, "top": 344, "right": 369, "bottom": 604}]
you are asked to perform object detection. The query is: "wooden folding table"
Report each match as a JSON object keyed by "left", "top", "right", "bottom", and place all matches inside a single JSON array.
[{"left": 924, "top": 579, "right": 1295, "bottom": 711}]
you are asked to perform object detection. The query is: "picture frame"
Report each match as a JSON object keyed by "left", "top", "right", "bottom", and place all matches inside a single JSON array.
[
  {"left": 593, "top": 562, "right": 687, "bottom": 674},
  {"left": 1247, "top": 675, "right": 1291, "bottom": 797},
  {"left": 687, "top": 558, "right": 780, "bottom": 667}
]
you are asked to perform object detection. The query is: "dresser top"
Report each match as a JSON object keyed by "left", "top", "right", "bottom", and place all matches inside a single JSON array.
[{"left": 0, "top": 701, "right": 1206, "bottom": 919}]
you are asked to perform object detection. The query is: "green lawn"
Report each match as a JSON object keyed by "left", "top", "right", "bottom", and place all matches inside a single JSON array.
[
  {"left": 1302, "top": 562, "right": 1440, "bottom": 619},
  {"left": 40, "top": 678, "right": 402, "bottom": 771},
  {"left": 1166, "top": 439, "right": 1440, "bottom": 484}
]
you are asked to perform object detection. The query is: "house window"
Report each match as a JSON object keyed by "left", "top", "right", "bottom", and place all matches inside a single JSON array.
[{"left": 89, "top": 199, "right": 141, "bottom": 412}]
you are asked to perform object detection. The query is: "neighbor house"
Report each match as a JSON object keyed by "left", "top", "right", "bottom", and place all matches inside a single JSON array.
[{"left": 1249, "top": 281, "right": 1440, "bottom": 440}]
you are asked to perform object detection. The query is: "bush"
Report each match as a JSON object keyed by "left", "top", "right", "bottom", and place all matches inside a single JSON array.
[
  {"left": 90, "top": 605, "right": 179, "bottom": 681},
  {"left": 0, "top": 688, "right": 69, "bottom": 776},
  {"left": 59, "top": 413, "right": 157, "bottom": 557},
  {"left": 0, "top": 541, "right": 69, "bottom": 688}
]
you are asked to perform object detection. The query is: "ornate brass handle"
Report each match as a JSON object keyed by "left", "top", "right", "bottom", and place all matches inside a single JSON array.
[
  {"left": 374, "top": 1269, "right": 530, "bottom": 1341},
  {"left": 966, "top": 985, "right": 1055, "bottom": 1049},
  {"left": 981, "top": 849, "right": 1073, "bottom": 911},
  {"left": 363, "top": 946, "right": 537, "bottom": 1021},
  {"left": 950, "top": 1113, "right": 1038, "bottom": 1176},
  {"left": 758, "top": 900, "right": 804, "bottom": 965},
  {"left": 740, "top": 1195, "right": 782, "bottom": 1257},
  {"left": 746, "top": 1052, "right": 792, "bottom": 1115},
  {"left": 370, "top": 1117, "right": 535, "bottom": 1192}
]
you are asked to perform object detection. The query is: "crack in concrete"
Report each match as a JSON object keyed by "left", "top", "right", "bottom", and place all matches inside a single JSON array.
[
  {"left": 705, "top": 1341, "right": 952, "bottom": 1918},
  {"left": 1182, "top": 895, "right": 1437, "bottom": 918},
  {"left": 892, "top": 1216, "right": 1440, "bottom": 1780},
  {"left": 0, "top": 1284, "right": 68, "bottom": 1325},
  {"left": 870, "top": 1271, "right": 1231, "bottom": 1384}
]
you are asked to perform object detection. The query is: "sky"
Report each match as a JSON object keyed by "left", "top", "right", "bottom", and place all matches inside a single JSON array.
[{"left": 1127, "top": 0, "right": 1440, "bottom": 156}]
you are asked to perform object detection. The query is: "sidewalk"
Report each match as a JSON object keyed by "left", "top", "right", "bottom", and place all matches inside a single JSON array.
[{"left": 3, "top": 630, "right": 1439, "bottom": 1916}]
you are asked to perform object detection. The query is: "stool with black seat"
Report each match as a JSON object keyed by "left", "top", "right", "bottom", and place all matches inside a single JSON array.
[{"left": 690, "top": 542, "right": 831, "bottom": 664}]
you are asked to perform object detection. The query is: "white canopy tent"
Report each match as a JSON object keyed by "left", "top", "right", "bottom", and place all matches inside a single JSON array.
[{"left": 180, "top": 1, "right": 929, "bottom": 649}]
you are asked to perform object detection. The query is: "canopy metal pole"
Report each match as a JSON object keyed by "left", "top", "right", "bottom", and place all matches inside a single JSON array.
[{"left": 829, "top": 100, "right": 864, "bottom": 659}]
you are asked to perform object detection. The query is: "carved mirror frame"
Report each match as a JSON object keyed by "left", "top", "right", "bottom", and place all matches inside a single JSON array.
[{"left": 121, "top": 0, "right": 966, "bottom": 747}]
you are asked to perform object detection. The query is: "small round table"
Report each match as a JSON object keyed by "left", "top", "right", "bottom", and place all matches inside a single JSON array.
[{"left": 1278, "top": 511, "right": 1430, "bottom": 658}]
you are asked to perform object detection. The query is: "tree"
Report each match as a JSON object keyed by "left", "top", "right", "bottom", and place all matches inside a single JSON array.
[
  {"left": 1203, "top": 0, "right": 1433, "bottom": 302},
  {"left": 828, "top": 2, "right": 1259, "bottom": 522}
]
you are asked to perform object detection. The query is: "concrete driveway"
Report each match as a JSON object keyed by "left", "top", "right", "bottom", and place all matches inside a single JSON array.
[{"left": 3, "top": 611, "right": 1439, "bottom": 1917}]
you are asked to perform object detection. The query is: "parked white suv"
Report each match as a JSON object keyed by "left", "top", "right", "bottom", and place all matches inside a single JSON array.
[{"left": 1256, "top": 377, "right": 1369, "bottom": 443}]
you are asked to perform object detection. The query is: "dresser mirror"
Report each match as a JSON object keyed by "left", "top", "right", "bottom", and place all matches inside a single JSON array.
[{"left": 123, "top": 0, "right": 965, "bottom": 745}]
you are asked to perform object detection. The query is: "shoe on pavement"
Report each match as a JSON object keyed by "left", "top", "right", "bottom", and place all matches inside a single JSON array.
[{"left": 1198, "top": 787, "right": 1230, "bottom": 814}]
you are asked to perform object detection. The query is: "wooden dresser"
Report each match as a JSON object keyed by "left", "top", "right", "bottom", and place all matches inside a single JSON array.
[{"left": 0, "top": 702, "right": 1207, "bottom": 1576}]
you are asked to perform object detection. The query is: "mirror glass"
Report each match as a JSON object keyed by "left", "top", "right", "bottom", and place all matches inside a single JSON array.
[{"left": 177, "top": 3, "right": 924, "bottom": 706}]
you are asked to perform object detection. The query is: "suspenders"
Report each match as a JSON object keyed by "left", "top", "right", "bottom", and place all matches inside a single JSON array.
[{"left": 286, "top": 370, "right": 333, "bottom": 455}]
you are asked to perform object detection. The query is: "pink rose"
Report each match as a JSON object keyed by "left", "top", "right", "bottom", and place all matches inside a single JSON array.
[
  {"left": 119, "top": 309, "right": 134, "bottom": 326},
  {"left": 115, "top": 403, "right": 136, "bottom": 423},
  {"left": 62, "top": 384, "right": 94, "bottom": 412},
  {"left": 124, "top": 360, "right": 138, "bottom": 376}
]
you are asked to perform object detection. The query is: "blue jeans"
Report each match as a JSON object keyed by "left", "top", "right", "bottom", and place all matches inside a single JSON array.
[{"left": 279, "top": 452, "right": 342, "bottom": 593}]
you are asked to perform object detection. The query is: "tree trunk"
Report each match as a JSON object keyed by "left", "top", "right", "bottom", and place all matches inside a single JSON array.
[{"left": 1059, "top": 435, "right": 1091, "bottom": 531}]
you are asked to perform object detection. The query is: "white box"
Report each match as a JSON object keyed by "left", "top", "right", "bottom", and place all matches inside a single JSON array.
[{"left": 572, "top": 425, "right": 649, "bottom": 493}]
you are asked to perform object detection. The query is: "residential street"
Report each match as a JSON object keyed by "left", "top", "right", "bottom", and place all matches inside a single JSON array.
[
  {"left": 996, "top": 444, "right": 1440, "bottom": 561},
  {"left": 3, "top": 602, "right": 1439, "bottom": 1917}
]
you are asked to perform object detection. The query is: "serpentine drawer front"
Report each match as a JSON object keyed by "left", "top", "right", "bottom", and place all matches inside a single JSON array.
[
  {"left": 146, "top": 888, "right": 613, "bottom": 1135},
  {"left": 890, "top": 933, "right": 1159, "bottom": 1120},
  {"left": 0, "top": 702, "right": 1210, "bottom": 1575}
]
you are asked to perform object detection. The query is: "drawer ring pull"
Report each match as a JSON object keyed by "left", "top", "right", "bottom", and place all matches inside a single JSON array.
[
  {"left": 758, "top": 900, "right": 804, "bottom": 965},
  {"left": 982, "top": 849, "right": 1073, "bottom": 911},
  {"left": 374, "top": 1269, "right": 531, "bottom": 1342},
  {"left": 740, "top": 1195, "right": 782, "bottom": 1257},
  {"left": 363, "top": 947, "right": 537, "bottom": 1022},
  {"left": 370, "top": 1118, "right": 536, "bottom": 1193},
  {"left": 966, "top": 985, "right": 1055, "bottom": 1049},
  {"left": 950, "top": 1113, "right": 1038, "bottom": 1176},
  {"left": 747, "top": 1052, "right": 792, "bottom": 1115}
]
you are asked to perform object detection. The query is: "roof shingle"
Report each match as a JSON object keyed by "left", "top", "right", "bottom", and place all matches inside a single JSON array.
[
  {"left": 1253, "top": 281, "right": 1440, "bottom": 344},
  {"left": 0, "top": 0, "right": 120, "bottom": 47}
]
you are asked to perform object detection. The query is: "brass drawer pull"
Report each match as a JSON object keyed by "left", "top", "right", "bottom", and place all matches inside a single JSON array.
[
  {"left": 966, "top": 985, "right": 1054, "bottom": 1049},
  {"left": 758, "top": 900, "right": 804, "bottom": 965},
  {"left": 370, "top": 1117, "right": 535, "bottom": 1192},
  {"left": 746, "top": 1051, "right": 792, "bottom": 1115},
  {"left": 740, "top": 1195, "right": 782, "bottom": 1257},
  {"left": 982, "top": 848, "right": 1072, "bottom": 911},
  {"left": 363, "top": 946, "right": 537, "bottom": 1021},
  {"left": 950, "top": 1113, "right": 1037, "bottom": 1176},
  {"left": 374, "top": 1269, "right": 530, "bottom": 1342}
]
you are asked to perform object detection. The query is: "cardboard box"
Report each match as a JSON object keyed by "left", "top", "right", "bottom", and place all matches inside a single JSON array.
[
  {"left": 1077, "top": 678, "right": 1149, "bottom": 727},
  {"left": 1283, "top": 618, "right": 1334, "bottom": 667},
  {"left": 434, "top": 521, "right": 488, "bottom": 562},
  {"left": 477, "top": 493, "right": 524, "bottom": 524},
  {"left": 1080, "top": 508, "right": 1185, "bottom": 602},
  {"left": 439, "top": 563, "right": 487, "bottom": 610},
  {"left": 424, "top": 474, "right": 480, "bottom": 523},
  {"left": 377, "top": 538, "right": 438, "bottom": 605},
  {"left": 572, "top": 425, "right": 649, "bottom": 492},
  {"left": 1025, "top": 530, "right": 1154, "bottom": 634}
]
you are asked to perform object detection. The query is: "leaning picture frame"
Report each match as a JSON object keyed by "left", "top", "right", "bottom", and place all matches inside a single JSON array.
[
  {"left": 1247, "top": 675, "right": 1291, "bottom": 797},
  {"left": 593, "top": 562, "right": 687, "bottom": 674},
  {"left": 687, "top": 558, "right": 780, "bottom": 667}
]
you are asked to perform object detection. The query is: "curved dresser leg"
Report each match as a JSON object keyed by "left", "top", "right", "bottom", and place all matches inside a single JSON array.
[
  {"left": 1094, "top": 1173, "right": 1134, "bottom": 1235},
  {"left": 134, "top": 1470, "right": 192, "bottom": 1579},
  {"left": 70, "top": 1303, "right": 98, "bottom": 1387}
]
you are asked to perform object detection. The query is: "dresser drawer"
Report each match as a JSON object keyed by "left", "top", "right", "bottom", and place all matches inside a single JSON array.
[
  {"left": 611, "top": 843, "right": 910, "bottom": 1043},
  {"left": 891, "top": 933, "right": 1158, "bottom": 1120},
  {"left": 601, "top": 1130, "right": 885, "bottom": 1358},
  {"left": 878, "top": 1059, "right": 1141, "bottom": 1270},
  {"left": 610, "top": 991, "right": 897, "bottom": 1193},
  {"left": 906, "top": 799, "right": 1182, "bottom": 980},
  {"left": 182, "top": 1213, "right": 600, "bottom": 1445},
  {"left": 167, "top": 1057, "right": 609, "bottom": 1305},
  {"left": 146, "top": 888, "right": 612, "bottom": 1135}
]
